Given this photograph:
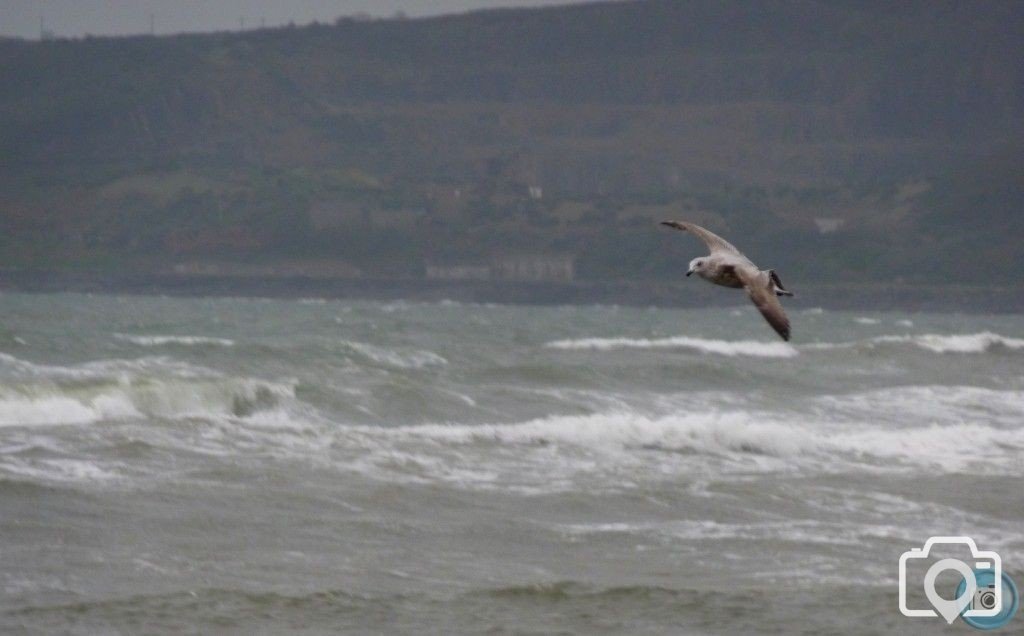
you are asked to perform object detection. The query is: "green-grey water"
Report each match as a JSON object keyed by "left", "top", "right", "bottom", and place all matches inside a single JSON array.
[{"left": 1, "top": 292, "right": 1022, "bottom": 634}]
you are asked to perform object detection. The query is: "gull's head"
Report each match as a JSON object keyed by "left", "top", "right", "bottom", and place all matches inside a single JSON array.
[{"left": 687, "top": 258, "right": 705, "bottom": 277}]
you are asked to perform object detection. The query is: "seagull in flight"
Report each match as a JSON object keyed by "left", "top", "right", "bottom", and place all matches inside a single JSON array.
[{"left": 661, "top": 220, "right": 794, "bottom": 341}]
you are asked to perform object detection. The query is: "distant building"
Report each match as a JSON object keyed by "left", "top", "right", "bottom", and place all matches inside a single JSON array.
[
  {"left": 425, "top": 264, "right": 491, "bottom": 281},
  {"left": 493, "top": 254, "right": 574, "bottom": 282},
  {"left": 814, "top": 218, "right": 845, "bottom": 234},
  {"left": 424, "top": 254, "right": 574, "bottom": 283},
  {"left": 172, "top": 260, "right": 361, "bottom": 279}
]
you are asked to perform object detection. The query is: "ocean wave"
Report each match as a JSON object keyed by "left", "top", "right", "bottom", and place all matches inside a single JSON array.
[
  {"left": 556, "top": 518, "right": 915, "bottom": 546},
  {"left": 804, "top": 332, "right": 1024, "bottom": 354},
  {"left": 881, "top": 332, "right": 1024, "bottom": 353},
  {"left": 0, "top": 352, "right": 217, "bottom": 381},
  {"left": 0, "top": 376, "right": 295, "bottom": 427},
  {"left": 0, "top": 458, "right": 124, "bottom": 483},
  {"left": 546, "top": 331, "right": 1023, "bottom": 358},
  {"left": 338, "top": 340, "right": 448, "bottom": 369},
  {"left": 813, "top": 385, "right": 1024, "bottom": 426},
  {"left": 0, "top": 392, "right": 140, "bottom": 427},
  {"left": 546, "top": 331, "right": 1024, "bottom": 358},
  {"left": 545, "top": 336, "right": 798, "bottom": 358},
  {"left": 114, "top": 334, "right": 236, "bottom": 347},
  {"left": 338, "top": 408, "right": 1024, "bottom": 489},
  {"left": 474, "top": 581, "right": 683, "bottom": 601}
]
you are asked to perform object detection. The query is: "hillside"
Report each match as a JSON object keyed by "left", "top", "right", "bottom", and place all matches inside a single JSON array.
[{"left": 1, "top": 0, "right": 1021, "bottom": 284}]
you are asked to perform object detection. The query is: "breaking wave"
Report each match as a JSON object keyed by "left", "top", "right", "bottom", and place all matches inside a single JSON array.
[
  {"left": 545, "top": 336, "right": 798, "bottom": 358},
  {"left": 337, "top": 340, "right": 448, "bottom": 369},
  {"left": 0, "top": 378, "right": 294, "bottom": 427},
  {"left": 0, "top": 353, "right": 295, "bottom": 427},
  {"left": 878, "top": 332, "right": 1024, "bottom": 353},
  {"left": 336, "top": 402, "right": 1024, "bottom": 489},
  {"left": 395, "top": 413, "right": 1020, "bottom": 464},
  {"left": 807, "top": 332, "right": 1024, "bottom": 354},
  {"left": 547, "top": 332, "right": 1024, "bottom": 358},
  {"left": 115, "top": 334, "right": 236, "bottom": 347},
  {"left": 0, "top": 393, "right": 140, "bottom": 427}
]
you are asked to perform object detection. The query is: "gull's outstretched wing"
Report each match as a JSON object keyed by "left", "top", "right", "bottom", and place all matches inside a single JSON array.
[
  {"left": 660, "top": 220, "right": 742, "bottom": 256},
  {"left": 736, "top": 266, "right": 791, "bottom": 341}
]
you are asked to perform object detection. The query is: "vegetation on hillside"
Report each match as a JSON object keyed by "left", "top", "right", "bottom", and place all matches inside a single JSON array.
[{"left": 0, "top": 0, "right": 1021, "bottom": 282}]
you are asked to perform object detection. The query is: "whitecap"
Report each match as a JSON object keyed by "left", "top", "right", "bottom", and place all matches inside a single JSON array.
[
  {"left": 0, "top": 394, "right": 125, "bottom": 427},
  {"left": 0, "top": 458, "right": 124, "bottom": 484},
  {"left": 544, "top": 336, "right": 798, "bottom": 358},
  {"left": 804, "top": 332, "right": 1024, "bottom": 354},
  {"left": 333, "top": 408, "right": 1024, "bottom": 490},
  {"left": 854, "top": 317, "right": 880, "bottom": 325},
  {"left": 814, "top": 385, "right": 1024, "bottom": 427},
  {"left": 339, "top": 340, "right": 448, "bottom": 369},
  {"left": 115, "top": 334, "right": 235, "bottom": 347},
  {"left": 877, "top": 332, "right": 1024, "bottom": 353},
  {"left": 0, "top": 372, "right": 295, "bottom": 427}
]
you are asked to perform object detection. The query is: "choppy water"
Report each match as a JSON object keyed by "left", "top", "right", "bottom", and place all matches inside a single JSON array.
[{"left": 1, "top": 293, "right": 1022, "bottom": 634}]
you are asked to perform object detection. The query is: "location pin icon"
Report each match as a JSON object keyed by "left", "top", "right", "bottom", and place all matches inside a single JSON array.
[{"left": 924, "top": 559, "right": 977, "bottom": 624}]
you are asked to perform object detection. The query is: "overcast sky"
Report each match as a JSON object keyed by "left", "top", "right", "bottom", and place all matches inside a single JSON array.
[{"left": 1, "top": 0, "right": 605, "bottom": 40}]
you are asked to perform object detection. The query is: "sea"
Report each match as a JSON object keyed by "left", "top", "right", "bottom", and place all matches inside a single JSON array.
[{"left": 0, "top": 292, "right": 1021, "bottom": 635}]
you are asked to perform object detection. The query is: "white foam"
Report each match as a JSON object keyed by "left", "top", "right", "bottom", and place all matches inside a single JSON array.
[
  {"left": 854, "top": 317, "right": 880, "bottom": 325},
  {"left": 545, "top": 336, "right": 798, "bottom": 358},
  {"left": 0, "top": 395, "right": 106, "bottom": 426},
  {"left": 0, "top": 371, "right": 294, "bottom": 427},
  {"left": 340, "top": 340, "right": 448, "bottom": 369},
  {"left": 0, "top": 457, "right": 124, "bottom": 484},
  {"left": 830, "top": 422, "right": 1023, "bottom": 470},
  {"left": 0, "top": 353, "right": 227, "bottom": 382},
  {"left": 0, "top": 393, "right": 140, "bottom": 427},
  {"left": 805, "top": 332, "right": 1024, "bottom": 354},
  {"left": 815, "top": 385, "right": 1024, "bottom": 426},
  {"left": 557, "top": 518, "right": 913, "bottom": 546},
  {"left": 115, "top": 334, "right": 235, "bottom": 347},
  {"left": 906, "top": 332, "right": 1024, "bottom": 353},
  {"left": 337, "top": 407, "right": 1024, "bottom": 489},
  {"left": 379, "top": 302, "right": 411, "bottom": 314}
]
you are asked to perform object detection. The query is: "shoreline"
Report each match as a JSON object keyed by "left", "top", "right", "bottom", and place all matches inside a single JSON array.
[{"left": 1, "top": 269, "right": 1022, "bottom": 313}]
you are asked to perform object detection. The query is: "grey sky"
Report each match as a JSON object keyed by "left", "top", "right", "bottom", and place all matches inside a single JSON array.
[{"left": 1, "top": 0, "right": 605, "bottom": 40}]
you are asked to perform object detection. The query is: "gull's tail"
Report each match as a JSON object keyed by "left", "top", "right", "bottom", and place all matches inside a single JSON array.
[{"left": 768, "top": 270, "right": 794, "bottom": 297}]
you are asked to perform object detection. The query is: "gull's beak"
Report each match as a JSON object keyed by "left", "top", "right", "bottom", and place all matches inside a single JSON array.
[{"left": 686, "top": 269, "right": 694, "bottom": 277}]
